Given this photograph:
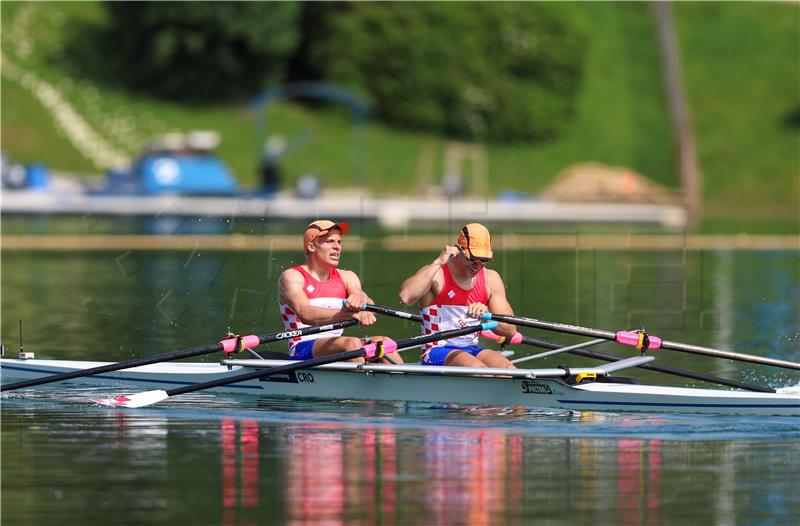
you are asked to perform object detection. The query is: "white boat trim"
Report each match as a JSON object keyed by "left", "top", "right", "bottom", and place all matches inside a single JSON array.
[{"left": 219, "top": 355, "right": 656, "bottom": 378}]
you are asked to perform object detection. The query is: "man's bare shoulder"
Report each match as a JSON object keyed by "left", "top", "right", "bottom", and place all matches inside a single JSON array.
[
  {"left": 279, "top": 267, "right": 304, "bottom": 285},
  {"left": 336, "top": 268, "right": 359, "bottom": 280},
  {"left": 430, "top": 264, "right": 446, "bottom": 281},
  {"left": 425, "top": 265, "right": 446, "bottom": 296},
  {"left": 485, "top": 268, "right": 504, "bottom": 279},
  {"left": 484, "top": 268, "right": 507, "bottom": 288}
]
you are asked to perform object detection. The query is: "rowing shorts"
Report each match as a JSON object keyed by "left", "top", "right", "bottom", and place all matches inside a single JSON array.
[
  {"left": 289, "top": 340, "right": 315, "bottom": 360},
  {"left": 422, "top": 345, "right": 487, "bottom": 366}
]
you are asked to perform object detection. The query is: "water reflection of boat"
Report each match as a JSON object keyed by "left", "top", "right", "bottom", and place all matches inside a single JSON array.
[
  {"left": 89, "top": 408, "right": 800, "bottom": 525},
  {"left": 282, "top": 424, "right": 398, "bottom": 525},
  {"left": 424, "top": 429, "right": 522, "bottom": 526},
  {"left": 209, "top": 419, "right": 670, "bottom": 526}
]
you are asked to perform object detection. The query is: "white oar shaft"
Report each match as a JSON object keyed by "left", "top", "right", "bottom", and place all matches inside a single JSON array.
[
  {"left": 511, "top": 339, "right": 606, "bottom": 365},
  {"left": 487, "top": 314, "right": 800, "bottom": 371},
  {"left": 660, "top": 340, "right": 800, "bottom": 370}
]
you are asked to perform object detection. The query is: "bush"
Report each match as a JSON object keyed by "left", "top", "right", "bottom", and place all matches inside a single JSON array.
[
  {"left": 105, "top": 1, "right": 300, "bottom": 102},
  {"left": 308, "top": 2, "right": 589, "bottom": 142}
]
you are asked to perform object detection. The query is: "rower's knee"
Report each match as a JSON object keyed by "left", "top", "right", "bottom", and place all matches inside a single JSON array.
[
  {"left": 314, "top": 336, "right": 366, "bottom": 362},
  {"left": 477, "top": 349, "right": 516, "bottom": 369},
  {"left": 341, "top": 337, "right": 367, "bottom": 362},
  {"left": 341, "top": 336, "right": 364, "bottom": 352}
]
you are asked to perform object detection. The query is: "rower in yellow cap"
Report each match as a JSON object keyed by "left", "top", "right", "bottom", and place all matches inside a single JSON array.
[{"left": 398, "top": 223, "right": 517, "bottom": 367}]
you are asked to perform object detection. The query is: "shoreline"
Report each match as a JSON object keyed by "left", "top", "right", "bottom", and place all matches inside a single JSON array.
[{"left": 2, "top": 234, "right": 798, "bottom": 251}]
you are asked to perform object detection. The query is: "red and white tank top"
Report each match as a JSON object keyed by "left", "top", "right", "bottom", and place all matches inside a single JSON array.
[
  {"left": 420, "top": 264, "right": 487, "bottom": 356},
  {"left": 279, "top": 266, "right": 348, "bottom": 351}
]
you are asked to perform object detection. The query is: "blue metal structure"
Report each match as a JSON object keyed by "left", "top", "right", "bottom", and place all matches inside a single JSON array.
[{"left": 250, "top": 82, "right": 370, "bottom": 187}]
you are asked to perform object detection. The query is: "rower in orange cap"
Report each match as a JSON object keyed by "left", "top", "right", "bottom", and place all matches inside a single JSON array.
[
  {"left": 278, "top": 220, "right": 403, "bottom": 363},
  {"left": 398, "top": 223, "right": 517, "bottom": 367}
]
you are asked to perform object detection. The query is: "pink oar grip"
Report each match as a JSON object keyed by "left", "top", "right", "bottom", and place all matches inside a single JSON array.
[
  {"left": 615, "top": 331, "right": 662, "bottom": 349},
  {"left": 363, "top": 342, "right": 379, "bottom": 360},
  {"left": 219, "top": 334, "right": 261, "bottom": 354},
  {"left": 379, "top": 338, "right": 398, "bottom": 354},
  {"left": 480, "top": 330, "right": 523, "bottom": 345},
  {"left": 363, "top": 338, "right": 398, "bottom": 359}
]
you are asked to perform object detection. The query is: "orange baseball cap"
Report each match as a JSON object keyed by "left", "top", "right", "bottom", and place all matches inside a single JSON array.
[
  {"left": 457, "top": 223, "right": 493, "bottom": 260},
  {"left": 303, "top": 219, "right": 350, "bottom": 252}
]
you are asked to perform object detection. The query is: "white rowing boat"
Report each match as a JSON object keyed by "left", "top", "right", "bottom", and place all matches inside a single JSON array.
[{"left": 2, "top": 356, "right": 798, "bottom": 416}]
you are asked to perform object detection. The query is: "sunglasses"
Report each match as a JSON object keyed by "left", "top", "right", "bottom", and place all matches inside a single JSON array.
[{"left": 457, "top": 245, "right": 492, "bottom": 264}]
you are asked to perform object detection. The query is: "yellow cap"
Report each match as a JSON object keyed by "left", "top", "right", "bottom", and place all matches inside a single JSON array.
[{"left": 457, "top": 223, "right": 493, "bottom": 260}]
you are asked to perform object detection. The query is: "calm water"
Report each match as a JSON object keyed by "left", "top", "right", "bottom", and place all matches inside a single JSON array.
[{"left": 2, "top": 246, "right": 799, "bottom": 524}]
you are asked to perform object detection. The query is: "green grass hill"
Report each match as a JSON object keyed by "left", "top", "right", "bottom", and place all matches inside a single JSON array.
[{"left": 1, "top": 2, "right": 797, "bottom": 233}]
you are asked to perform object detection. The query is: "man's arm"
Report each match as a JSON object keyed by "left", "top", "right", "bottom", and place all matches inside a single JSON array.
[
  {"left": 398, "top": 246, "right": 457, "bottom": 306},
  {"left": 338, "top": 269, "right": 375, "bottom": 312},
  {"left": 485, "top": 269, "right": 517, "bottom": 337},
  {"left": 278, "top": 268, "right": 373, "bottom": 326}
]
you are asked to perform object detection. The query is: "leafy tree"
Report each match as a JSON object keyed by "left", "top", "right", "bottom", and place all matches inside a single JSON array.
[
  {"left": 306, "top": 2, "right": 589, "bottom": 142},
  {"left": 105, "top": 1, "right": 300, "bottom": 102}
]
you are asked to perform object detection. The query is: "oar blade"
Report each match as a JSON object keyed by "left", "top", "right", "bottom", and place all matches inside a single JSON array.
[{"left": 93, "top": 390, "right": 169, "bottom": 408}]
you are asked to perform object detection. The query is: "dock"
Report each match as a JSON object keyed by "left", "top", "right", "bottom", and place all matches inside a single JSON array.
[{"left": 1, "top": 190, "right": 687, "bottom": 229}]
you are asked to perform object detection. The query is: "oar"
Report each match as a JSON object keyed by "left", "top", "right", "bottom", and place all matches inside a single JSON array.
[
  {"left": 480, "top": 330, "right": 778, "bottom": 393},
  {"left": 93, "top": 321, "right": 499, "bottom": 408},
  {"left": 482, "top": 313, "right": 800, "bottom": 371},
  {"left": 358, "top": 305, "right": 788, "bottom": 391},
  {"left": 342, "top": 302, "right": 419, "bottom": 364},
  {"left": 354, "top": 302, "right": 423, "bottom": 323},
  {"left": 361, "top": 304, "right": 515, "bottom": 358},
  {"left": 1, "top": 320, "right": 359, "bottom": 392}
]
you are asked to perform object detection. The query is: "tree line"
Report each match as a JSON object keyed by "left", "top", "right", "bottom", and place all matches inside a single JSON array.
[{"left": 105, "top": 1, "right": 589, "bottom": 143}]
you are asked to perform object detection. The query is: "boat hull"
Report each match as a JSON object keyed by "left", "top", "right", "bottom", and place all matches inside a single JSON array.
[{"left": 2, "top": 358, "right": 798, "bottom": 416}]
